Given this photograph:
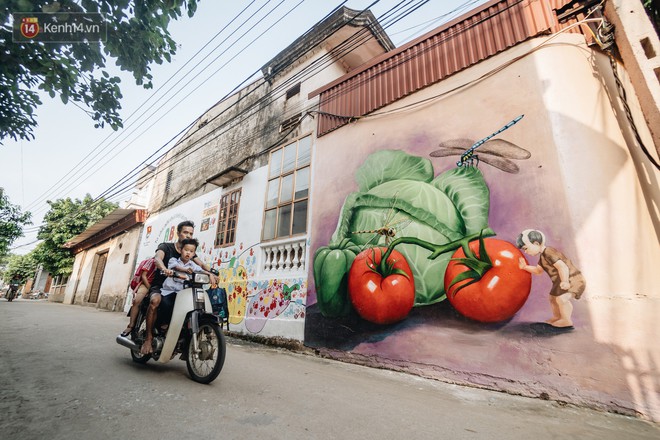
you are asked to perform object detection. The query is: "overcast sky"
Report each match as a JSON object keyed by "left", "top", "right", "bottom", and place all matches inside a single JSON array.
[{"left": 0, "top": 0, "right": 489, "bottom": 254}]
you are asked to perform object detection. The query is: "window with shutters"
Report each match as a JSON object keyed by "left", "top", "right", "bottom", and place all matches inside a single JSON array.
[
  {"left": 215, "top": 188, "right": 242, "bottom": 248},
  {"left": 262, "top": 135, "right": 311, "bottom": 241}
]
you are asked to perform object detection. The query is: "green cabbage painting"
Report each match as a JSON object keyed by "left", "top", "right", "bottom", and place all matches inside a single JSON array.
[{"left": 327, "top": 150, "right": 490, "bottom": 306}]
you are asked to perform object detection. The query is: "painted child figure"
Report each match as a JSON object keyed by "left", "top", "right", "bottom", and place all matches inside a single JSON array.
[{"left": 516, "top": 229, "right": 586, "bottom": 328}]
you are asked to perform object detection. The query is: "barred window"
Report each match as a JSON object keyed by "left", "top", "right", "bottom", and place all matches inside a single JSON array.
[
  {"left": 215, "top": 189, "right": 241, "bottom": 247},
  {"left": 262, "top": 135, "right": 311, "bottom": 241}
]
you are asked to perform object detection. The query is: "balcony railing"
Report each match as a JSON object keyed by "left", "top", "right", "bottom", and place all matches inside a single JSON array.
[{"left": 261, "top": 237, "right": 307, "bottom": 274}]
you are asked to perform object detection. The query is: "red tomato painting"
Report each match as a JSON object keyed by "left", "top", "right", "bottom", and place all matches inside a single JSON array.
[
  {"left": 444, "top": 238, "right": 531, "bottom": 323},
  {"left": 348, "top": 247, "right": 415, "bottom": 325}
]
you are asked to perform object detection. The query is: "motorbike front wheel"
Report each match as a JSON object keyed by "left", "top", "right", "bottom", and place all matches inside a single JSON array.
[{"left": 186, "top": 321, "right": 226, "bottom": 384}]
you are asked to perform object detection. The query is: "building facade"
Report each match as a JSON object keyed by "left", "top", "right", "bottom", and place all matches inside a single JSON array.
[
  {"left": 305, "top": 0, "right": 660, "bottom": 422},
  {"left": 112, "top": 0, "right": 659, "bottom": 420},
  {"left": 136, "top": 8, "right": 394, "bottom": 339}
]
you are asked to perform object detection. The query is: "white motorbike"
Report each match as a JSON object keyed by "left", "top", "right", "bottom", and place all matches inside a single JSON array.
[{"left": 116, "top": 271, "right": 226, "bottom": 384}]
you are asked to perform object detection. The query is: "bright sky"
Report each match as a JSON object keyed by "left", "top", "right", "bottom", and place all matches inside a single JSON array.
[{"left": 0, "top": 0, "right": 489, "bottom": 254}]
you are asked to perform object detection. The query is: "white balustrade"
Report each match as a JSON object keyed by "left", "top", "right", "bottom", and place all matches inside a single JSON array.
[{"left": 261, "top": 237, "right": 307, "bottom": 274}]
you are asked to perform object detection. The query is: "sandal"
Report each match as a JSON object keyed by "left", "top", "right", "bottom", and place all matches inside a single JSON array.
[{"left": 120, "top": 326, "right": 133, "bottom": 337}]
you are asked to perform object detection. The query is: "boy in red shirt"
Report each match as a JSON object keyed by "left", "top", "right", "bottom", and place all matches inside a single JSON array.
[{"left": 120, "top": 258, "right": 157, "bottom": 337}]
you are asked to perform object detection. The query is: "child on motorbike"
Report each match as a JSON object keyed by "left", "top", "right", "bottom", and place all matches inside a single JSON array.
[
  {"left": 121, "top": 257, "right": 157, "bottom": 337},
  {"left": 158, "top": 238, "right": 213, "bottom": 327}
]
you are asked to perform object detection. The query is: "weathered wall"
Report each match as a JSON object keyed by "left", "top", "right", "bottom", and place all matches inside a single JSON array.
[
  {"left": 63, "top": 227, "right": 143, "bottom": 310},
  {"left": 305, "top": 34, "right": 660, "bottom": 420},
  {"left": 137, "top": 166, "right": 308, "bottom": 340},
  {"left": 148, "top": 44, "right": 347, "bottom": 216}
]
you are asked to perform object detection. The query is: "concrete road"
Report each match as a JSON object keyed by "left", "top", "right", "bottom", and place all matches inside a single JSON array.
[{"left": 0, "top": 299, "right": 658, "bottom": 440}]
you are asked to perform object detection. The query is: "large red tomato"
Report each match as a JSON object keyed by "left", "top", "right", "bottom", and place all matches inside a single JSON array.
[
  {"left": 348, "top": 247, "right": 415, "bottom": 325},
  {"left": 444, "top": 238, "right": 531, "bottom": 323}
]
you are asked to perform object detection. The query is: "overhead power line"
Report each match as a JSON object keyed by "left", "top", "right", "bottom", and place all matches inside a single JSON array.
[{"left": 16, "top": 0, "right": 492, "bottom": 243}]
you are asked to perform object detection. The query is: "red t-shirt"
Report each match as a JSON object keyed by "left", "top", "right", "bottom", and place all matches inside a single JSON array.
[{"left": 129, "top": 258, "right": 156, "bottom": 291}]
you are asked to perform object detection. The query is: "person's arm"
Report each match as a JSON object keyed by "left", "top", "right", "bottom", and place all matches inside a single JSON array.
[
  {"left": 140, "top": 271, "right": 151, "bottom": 290},
  {"left": 553, "top": 260, "right": 571, "bottom": 290},
  {"left": 518, "top": 258, "right": 543, "bottom": 275},
  {"left": 191, "top": 261, "right": 213, "bottom": 276},
  {"left": 168, "top": 258, "right": 189, "bottom": 278},
  {"left": 155, "top": 249, "right": 173, "bottom": 276}
]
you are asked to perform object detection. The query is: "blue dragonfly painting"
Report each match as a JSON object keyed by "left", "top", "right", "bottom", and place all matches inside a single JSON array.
[{"left": 430, "top": 115, "right": 530, "bottom": 174}]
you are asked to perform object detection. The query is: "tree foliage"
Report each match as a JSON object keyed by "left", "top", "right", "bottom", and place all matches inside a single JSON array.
[
  {"left": 2, "top": 252, "right": 38, "bottom": 284},
  {"left": 0, "top": 0, "right": 201, "bottom": 144},
  {"left": 0, "top": 188, "right": 32, "bottom": 257},
  {"left": 34, "top": 195, "right": 117, "bottom": 275}
]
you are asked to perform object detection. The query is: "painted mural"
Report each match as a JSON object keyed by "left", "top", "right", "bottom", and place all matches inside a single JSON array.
[
  {"left": 137, "top": 170, "right": 307, "bottom": 339},
  {"left": 305, "top": 115, "right": 588, "bottom": 349},
  {"left": 211, "top": 249, "right": 307, "bottom": 334}
]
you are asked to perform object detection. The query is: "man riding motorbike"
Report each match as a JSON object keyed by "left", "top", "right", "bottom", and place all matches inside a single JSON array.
[{"left": 141, "top": 220, "right": 217, "bottom": 355}]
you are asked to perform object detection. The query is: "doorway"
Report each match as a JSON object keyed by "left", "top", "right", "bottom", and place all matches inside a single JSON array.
[{"left": 87, "top": 251, "right": 108, "bottom": 303}]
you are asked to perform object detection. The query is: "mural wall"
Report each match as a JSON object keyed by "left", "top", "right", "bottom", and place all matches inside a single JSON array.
[
  {"left": 305, "top": 36, "right": 660, "bottom": 420},
  {"left": 138, "top": 166, "right": 307, "bottom": 340}
]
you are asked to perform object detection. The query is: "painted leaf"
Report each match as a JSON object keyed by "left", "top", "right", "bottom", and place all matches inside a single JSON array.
[
  {"left": 432, "top": 167, "right": 490, "bottom": 235},
  {"left": 355, "top": 149, "right": 434, "bottom": 192},
  {"left": 328, "top": 151, "right": 491, "bottom": 306}
]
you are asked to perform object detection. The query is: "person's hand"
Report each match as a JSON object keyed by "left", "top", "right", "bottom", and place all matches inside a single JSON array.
[
  {"left": 164, "top": 269, "right": 174, "bottom": 277},
  {"left": 518, "top": 257, "right": 526, "bottom": 269},
  {"left": 209, "top": 273, "right": 218, "bottom": 286},
  {"left": 186, "top": 267, "right": 194, "bottom": 274},
  {"left": 560, "top": 281, "right": 570, "bottom": 290}
]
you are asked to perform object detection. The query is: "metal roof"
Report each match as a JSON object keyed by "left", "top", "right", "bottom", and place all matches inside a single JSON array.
[
  {"left": 309, "top": 0, "right": 589, "bottom": 136},
  {"left": 63, "top": 208, "right": 147, "bottom": 252}
]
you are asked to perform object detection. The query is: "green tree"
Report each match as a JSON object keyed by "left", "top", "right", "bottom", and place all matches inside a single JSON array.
[
  {"left": 2, "top": 252, "right": 38, "bottom": 284},
  {"left": 1, "top": 0, "right": 201, "bottom": 144},
  {"left": 0, "top": 188, "right": 32, "bottom": 257},
  {"left": 34, "top": 195, "right": 116, "bottom": 275}
]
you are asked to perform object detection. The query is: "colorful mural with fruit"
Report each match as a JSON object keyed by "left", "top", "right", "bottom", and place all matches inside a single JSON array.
[{"left": 312, "top": 117, "right": 546, "bottom": 328}]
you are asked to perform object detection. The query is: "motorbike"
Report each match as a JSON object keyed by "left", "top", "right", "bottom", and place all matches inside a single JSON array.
[
  {"left": 116, "top": 271, "right": 226, "bottom": 384},
  {"left": 6, "top": 283, "right": 19, "bottom": 302}
]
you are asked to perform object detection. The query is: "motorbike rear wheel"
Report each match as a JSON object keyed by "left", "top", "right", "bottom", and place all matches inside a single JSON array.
[
  {"left": 130, "top": 309, "right": 151, "bottom": 364},
  {"left": 186, "top": 320, "right": 226, "bottom": 384}
]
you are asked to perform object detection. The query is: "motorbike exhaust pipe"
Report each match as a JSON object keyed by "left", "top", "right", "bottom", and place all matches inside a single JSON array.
[{"left": 116, "top": 335, "right": 140, "bottom": 351}]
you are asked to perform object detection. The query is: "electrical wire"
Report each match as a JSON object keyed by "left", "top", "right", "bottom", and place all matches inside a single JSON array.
[
  {"left": 22, "top": 0, "right": 290, "bottom": 213},
  {"left": 13, "top": 0, "right": 485, "bottom": 245},
  {"left": 12, "top": 0, "right": 387, "bottom": 237}
]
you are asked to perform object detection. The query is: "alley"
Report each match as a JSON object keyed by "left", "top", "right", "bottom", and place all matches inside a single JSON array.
[{"left": 0, "top": 299, "right": 657, "bottom": 440}]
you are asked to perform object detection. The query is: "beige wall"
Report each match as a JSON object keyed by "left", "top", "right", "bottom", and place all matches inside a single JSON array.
[
  {"left": 64, "top": 227, "right": 144, "bottom": 311},
  {"left": 307, "top": 34, "right": 660, "bottom": 420}
]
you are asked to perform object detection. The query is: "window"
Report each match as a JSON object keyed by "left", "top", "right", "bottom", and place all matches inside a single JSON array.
[
  {"left": 165, "top": 169, "right": 173, "bottom": 194},
  {"left": 123, "top": 253, "right": 130, "bottom": 264},
  {"left": 262, "top": 135, "right": 311, "bottom": 241},
  {"left": 286, "top": 83, "right": 300, "bottom": 99},
  {"left": 215, "top": 188, "right": 242, "bottom": 247},
  {"left": 279, "top": 113, "right": 302, "bottom": 133}
]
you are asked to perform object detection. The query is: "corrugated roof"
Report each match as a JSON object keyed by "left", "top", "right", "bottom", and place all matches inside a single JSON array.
[
  {"left": 309, "top": 0, "right": 589, "bottom": 136},
  {"left": 63, "top": 208, "right": 147, "bottom": 253}
]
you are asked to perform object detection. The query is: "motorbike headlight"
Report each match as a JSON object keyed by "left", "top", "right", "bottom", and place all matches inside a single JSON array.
[{"left": 193, "top": 273, "right": 211, "bottom": 284}]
